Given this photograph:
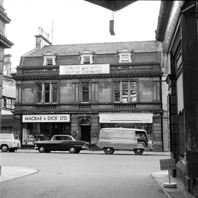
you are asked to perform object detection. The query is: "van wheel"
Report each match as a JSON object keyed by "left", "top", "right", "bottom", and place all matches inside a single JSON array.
[
  {"left": 1, "top": 145, "right": 9, "bottom": 152},
  {"left": 134, "top": 149, "right": 144, "bottom": 155},
  {"left": 104, "top": 147, "right": 114, "bottom": 154}
]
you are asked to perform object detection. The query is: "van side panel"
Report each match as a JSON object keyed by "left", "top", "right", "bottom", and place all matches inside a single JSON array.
[
  {"left": 98, "top": 128, "right": 138, "bottom": 150},
  {"left": 97, "top": 128, "right": 153, "bottom": 151}
]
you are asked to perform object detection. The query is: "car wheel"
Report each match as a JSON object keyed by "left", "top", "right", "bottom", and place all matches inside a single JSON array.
[
  {"left": 104, "top": 147, "right": 114, "bottom": 154},
  {"left": 69, "top": 147, "right": 76, "bottom": 153},
  {"left": 1, "top": 145, "right": 9, "bottom": 152},
  {"left": 134, "top": 149, "right": 144, "bottom": 155},
  {"left": 39, "top": 146, "right": 45, "bottom": 153}
]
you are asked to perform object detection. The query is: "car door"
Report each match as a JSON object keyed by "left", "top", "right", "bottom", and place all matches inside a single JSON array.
[
  {"left": 49, "top": 136, "right": 62, "bottom": 151},
  {"left": 61, "top": 136, "right": 72, "bottom": 151}
]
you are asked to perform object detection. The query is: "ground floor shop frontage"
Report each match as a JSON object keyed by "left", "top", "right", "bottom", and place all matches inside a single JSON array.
[{"left": 17, "top": 112, "right": 164, "bottom": 151}]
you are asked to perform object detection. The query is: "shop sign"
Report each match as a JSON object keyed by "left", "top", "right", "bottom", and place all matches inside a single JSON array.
[
  {"left": 59, "top": 64, "right": 110, "bottom": 75},
  {"left": 99, "top": 113, "right": 153, "bottom": 123},
  {"left": 22, "top": 114, "right": 70, "bottom": 123}
]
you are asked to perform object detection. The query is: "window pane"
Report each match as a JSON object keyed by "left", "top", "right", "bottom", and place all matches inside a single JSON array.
[
  {"left": 52, "top": 83, "right": 58, "bottom": 103},
  {"left": 82, "top": 82, "right": 89, "bottom": 90},
  {"left": 122, "top": 81, "right": 128, "bottom": 102},
  {"left": 82, "top": 92, "right": 89, "bottom": 102},
  {"left": 52, "top": 93, "right": 57, "bottom": 103},
  {"left": 82, "top": 83, "right": 89, "bottom": 102},
  {"left": 130, "top": 82, "right": 137, "bottom": 101},
  {"left": 83, "top": 56, "right": 91, "bottom": 64},
  {"left": 37, "top": 92, "right": 42, "bottom": 103},
  {"left": 114, "top": 92, "right": 120, "bottom": 102},
  {"left": 52, "top": 83, "right": 57, "bottom": 91},
  {"left": 37, "top": 84, "right": 42, "bottom": 91},
  {"left": 47, "top": 58, "right": 53, "bottom": 65},
  {"left": 37, "top": 84, "right": 42, "bottom": 103},
  {"left": 114, "top": 82, "right": 120, "bottom": 90},
  {"left": 44, "top": 83, "right": 50, "bottom": 103},
  {"left": 44, "top": 83, "right": 50, "bottom": 91}
]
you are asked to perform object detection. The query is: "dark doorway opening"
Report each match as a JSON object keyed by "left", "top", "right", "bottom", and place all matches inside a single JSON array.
[{"left": 81, "top": 125, "right": 90, "bottom": 143}]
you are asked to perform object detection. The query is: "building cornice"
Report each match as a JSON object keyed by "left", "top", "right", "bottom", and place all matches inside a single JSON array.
[
  {"left": 0, "top": 5, "right": 11, "bottom": 23},
  {"left": 0, "top": 33, "right": 13, "bottom": 48}
]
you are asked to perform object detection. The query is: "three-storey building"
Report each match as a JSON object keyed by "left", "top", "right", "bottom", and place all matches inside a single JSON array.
[{"left": 14, "top": 32, "right": 164, "bottom": 150}]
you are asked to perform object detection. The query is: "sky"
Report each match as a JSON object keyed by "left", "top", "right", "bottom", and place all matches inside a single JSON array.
[{"left": 4, "top": 0, "right": 161, "bottom": 69}]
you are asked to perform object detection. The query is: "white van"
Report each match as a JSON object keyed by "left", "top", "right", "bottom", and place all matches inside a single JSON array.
[
  {"left": 97, "top": 128, "right": 153, "bottom": 155},
  {"left": 0, "top": 133, "right": 21, "bottom": 152}
]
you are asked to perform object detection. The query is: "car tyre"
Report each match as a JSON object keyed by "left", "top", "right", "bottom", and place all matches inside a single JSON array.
[
  {"left": 1, "top": 145, "right": 9, "bottom": 152},
  {"left": 104, "top": 147, "right": 114, "bottom": 154},
  {"left": 134, "top": 149, "right": 144, "bottom": 155},
  {"left": 69, "top": 146, "right": 77, "bottom": 154},
  {"left": 39, "top": 146, "right": 45, "bottom": 153}
]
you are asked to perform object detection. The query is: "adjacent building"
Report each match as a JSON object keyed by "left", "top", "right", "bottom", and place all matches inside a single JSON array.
[
  {"left": 14, "top": 30, "right": 166, "bottom": 150},
  {"left": 156, "top": 1, "right": 198, "bottom": 196},
  {"left": 0, "top": 0, "right": 13, "bottom": 131},
  {"left": 1, "top": 54, "right": 19, "bottom": 134}
]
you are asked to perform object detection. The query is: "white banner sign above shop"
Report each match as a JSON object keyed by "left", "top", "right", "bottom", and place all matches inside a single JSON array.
[
  {"left": 59, "top": 64, "right": 110, "bottom": 75},
  {"left": 22, "top": 114, "right": 70, "bottom": 123},
  {"left": 99, "top": 113, "right": 153, "bottom": 123}
]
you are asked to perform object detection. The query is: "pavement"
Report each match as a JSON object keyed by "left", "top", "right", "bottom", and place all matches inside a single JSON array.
[{"left": 0, "top": 150, "right": 195, "bottom": 198}]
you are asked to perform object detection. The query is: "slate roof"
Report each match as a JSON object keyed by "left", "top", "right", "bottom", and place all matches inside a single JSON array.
[{"left": 27, "top": 40, "right": 159, "bottom": 57}]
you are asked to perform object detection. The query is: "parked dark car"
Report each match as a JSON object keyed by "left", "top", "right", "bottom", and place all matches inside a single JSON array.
[{"left": 34, "top": 135, "right": 89, "bottom": 153}]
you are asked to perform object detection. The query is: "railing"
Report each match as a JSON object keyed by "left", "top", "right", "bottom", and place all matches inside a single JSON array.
[
  {"left": 16, "top": 66, "right": 59, "bottom": 76},
  {"left": 36, "top": 105, "right": 57, "bottom": 110},
  {"left": 16, "top": 63, "right": 161, "bottom": 76},
  {"left": 110, "top": 64, "right": 161, "bottom": 74}
]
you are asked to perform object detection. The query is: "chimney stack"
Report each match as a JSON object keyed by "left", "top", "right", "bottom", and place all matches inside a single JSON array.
[{"left": 35, "top": 27, "right": 52, "bottom": 49}]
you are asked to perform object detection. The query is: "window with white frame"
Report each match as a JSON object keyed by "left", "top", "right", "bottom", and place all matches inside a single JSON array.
[
  {"left": 2, "top": 97, "right": 15, "bottom": 109},
  {"left": 114, "top": 81, "right": 137, "bottom": 102},
  {"left": 80, "top": 51, "right": 93, "bottom": 64},
  {"left": 82, "top": 82, "right": 89, "bottom": 102},
  {"left": 36, "top": 82, "right": 58, "bottom": 104},
  {"left": 43, "top": 52, "right": 56, "bottom": 66},
  {"left": 118, "top": 49, "right": 133, "bottom": 63}
]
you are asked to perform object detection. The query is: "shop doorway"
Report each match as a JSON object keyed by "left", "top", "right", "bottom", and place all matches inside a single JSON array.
[{"left": 81, "top": 125, "right": 91, "bottom": 143}]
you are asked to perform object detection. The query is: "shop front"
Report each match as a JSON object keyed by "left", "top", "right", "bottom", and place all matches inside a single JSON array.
[
  {"left": 22, "top": 114, "right": 70, "bottom": 146},
  {"left": 99, "top": 113, "right": 153, "bottom": 140}
]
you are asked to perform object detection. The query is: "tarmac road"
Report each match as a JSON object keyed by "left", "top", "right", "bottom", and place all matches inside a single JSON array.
[{"left": 0, "top": 150, "right": 171, "bottom": 198}]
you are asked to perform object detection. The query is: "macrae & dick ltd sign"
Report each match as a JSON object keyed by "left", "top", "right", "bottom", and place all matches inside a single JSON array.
[{"left": 22, "top": 114, "right": 70, "bottom": 123}]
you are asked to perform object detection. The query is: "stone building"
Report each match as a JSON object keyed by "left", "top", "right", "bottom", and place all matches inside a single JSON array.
[
  {"left": 156, "top": 1, "right": 198, "bottom": 196},
  {"left": 0, "top": 0, "right": 13, "bottom": 131},
  {"left": 14, "top": 30, "right": 166, "bottom": 150},
  {"left": 1, "top": 54, "right": 19, "bottom": 134}
]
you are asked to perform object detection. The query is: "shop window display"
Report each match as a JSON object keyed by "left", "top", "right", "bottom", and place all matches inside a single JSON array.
[{"left": 22, "top": 123, "right": 71, "bottom": 145}]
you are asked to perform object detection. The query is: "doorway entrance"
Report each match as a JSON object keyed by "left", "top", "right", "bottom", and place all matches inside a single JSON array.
[{"left": 81, "top": 125, "right": 91, "bottom": 143}]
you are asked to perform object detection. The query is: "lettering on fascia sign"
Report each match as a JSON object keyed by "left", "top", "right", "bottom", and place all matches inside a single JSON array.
[
  {"left": 60, "top": 64, "right": 110, "bottom": 75},
  {"left": 24, "top": 116, "right": 68, "bottom": 121}
]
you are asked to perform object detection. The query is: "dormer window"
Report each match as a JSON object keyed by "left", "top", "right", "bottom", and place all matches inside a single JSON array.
[
  {"left": 118, "top": 49, "right": 133, "bottom": 63},
  {"left": 46, "top": 58, "right": 53, "bottom": 65},
  {"left": 43, "top": 52, "right": 56, "bottom": 66},
  {"left": 80, "top": 50, "right": 93, "bottom": 64}
]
